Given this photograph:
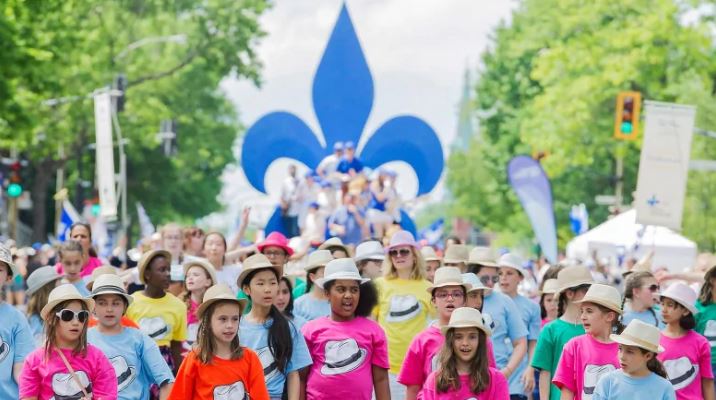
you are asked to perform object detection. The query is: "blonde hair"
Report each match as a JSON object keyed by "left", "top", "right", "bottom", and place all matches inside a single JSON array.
[
  {"left": 382, "top": 246, "right": 427, "bottom": 280},
  {"left": 160, "top": 223, "right": 182, "bottom": 239}
]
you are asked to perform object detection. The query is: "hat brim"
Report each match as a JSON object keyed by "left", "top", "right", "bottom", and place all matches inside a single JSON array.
[
  {"left": 90, "top": 288, "right": 134, "bottom": 305},
  {"left": 196, "top": 296, "right": 248, "bottom": 319},
  {"left": 554, "top": 279, "right": 594, "bottom": 298},
  {"left": 316, "top": 275, "right": 370, "bottom": 289},
  {"left": 41, "top": 296, "right": 95, "bottom": 320},
  {"left": 386, "top": 242, "right": 418, "bottom": 251},
  {"left": 467, "top": 261, "right": 499, "bottom": 268},
  {"left": 467, "top": 285, "right": 492, "bottom": 295},
  {"left": 426, "top": 282, "right": 471, "bottom": 294},
  {"left": 319, "top": 244, "right": 351, "bottom": 257},
  {"left": 237, "top": 263, "right": 280, "bottom": 289},
  {"left": 441, "top": 322, "right": 491, "bottom": 337},
  {"left": 610, "top": 333, "right": 664, "bottom": 354},
  {"left": 26, "top": 276, "right": 61, "bottom": 296},
  {"left": 257, "top": 243, "right": 294, "bottom": 257},
  {"left": 138, "top": 250, "right": 172, "bottom": 284},
  {"left": 0, "top": 260, "right": 19, "bottom": 278},
  {"left": 355, "top": 254, "right": 385, "bottom": 263}
]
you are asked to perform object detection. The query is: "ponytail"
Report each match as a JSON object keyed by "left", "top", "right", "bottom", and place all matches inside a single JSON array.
[
  {"left": 557, "top": 293, "right": 568, "bottom": 318},
  {"left": 643, "top": 350, "right": 668, "bottom": 379}
]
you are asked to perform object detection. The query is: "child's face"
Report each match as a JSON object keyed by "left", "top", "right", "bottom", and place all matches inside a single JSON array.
[
  {"left": 579, "top": 302, "right": 614, "bottom": 335},
  {"left": 93, "top": 294, "right": 126, "bottom": 328},
  {"left": 244, "top": 269, "right": 278, "bottom": 307},
  {"left": 56, "top": 300, "right": 88, "bottom": 344},
  {"left": 0, "top": 262, "right": 10, "bottom": 284},
  {"left": 432, "top": 285, "right": 465, "bottom": 321},
  {"left": 308, "top": 266, "right": 326, "bottom": 287},
  {"left": 660, "top": 297, "right": 689, "bottom": 324},
  {"left": 185, "top": 266, "right": 212, "bottom": 292},
  {"left": 204, "top": 234, "right": 227, "bottom": 260},
  {"left": 542, "top": 293, "right": 558, "bottom": 319},
  {"left": 274, "top": 280, "right": 291, "bottom": 312},
  {"left": 466, "top": 290, "right": 484, "bottom": 310},
  {"left": 618, "top": 344, "right": 651, "bottom": 376},
  {"left": 146, "top": 256, "right": 171, "bottom": 289},
  {"left": 162, "top": 228, "right": 183, "bottom": 254},
  {"left": 633, "top": 277, "right": 659, "bottom": 308},
  {"left": 452, "top": 327, "right": 479, "bottom": 364},
  {"left": 327, "top": 279, "right": 360, "bottom": 320},
  {"left": 498, "top": 267, "right": 522, "bottom": 294},
  {"left": 425, "top": 261, "right": 441, "bottom": 282},
  {"left": 360, "top": 260, "right": 382, "bottom": 279},
  {"left": 476, "top": 266, "right": 499, "bottom": 289},
  {"left": 62, "top": 251, "right": 84, "bottom": 280},
  {"left": 211, "top": 302, "right": 241, "bottom": 346}
]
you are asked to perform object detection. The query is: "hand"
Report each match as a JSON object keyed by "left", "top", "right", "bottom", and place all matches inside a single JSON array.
[
  {"left": 347, "top": 204, "right": 358, "bottom": 214},
  {"left": 654, "top": 269, "right": 672, "bottom": 282},
  {"left": 521, "top": 367, "right": 535, "bottom": 393},
  {"left": 241, "top": 206, "right": 251, "bottom": 226},
  {"left": 500, "top": 367, "right": 512, "bottom": 379}
]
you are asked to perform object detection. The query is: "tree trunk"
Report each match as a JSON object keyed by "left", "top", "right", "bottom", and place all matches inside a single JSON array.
[{"left": 30, "top": 158, "right": 58, "bottom": 242}]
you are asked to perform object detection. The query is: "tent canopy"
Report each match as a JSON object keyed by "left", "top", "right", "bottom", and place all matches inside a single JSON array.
[{"left": 566, "top": 209, "right": 697, "bottom": 272}]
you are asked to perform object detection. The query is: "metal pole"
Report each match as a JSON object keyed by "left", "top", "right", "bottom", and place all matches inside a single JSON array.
[
  {"left": 615, "top": 143, "right": 625, "bottom": 210},
  {"left": 55, "top": 142, "right": 65, "bottom": 233},
  {"left": 110, "top": 97, "right": 128, "bottom": 237}
]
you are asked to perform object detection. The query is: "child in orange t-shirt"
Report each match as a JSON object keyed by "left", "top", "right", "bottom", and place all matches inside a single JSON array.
[{"left": 168, "top": 284, "right": 269, "bottom": 400}]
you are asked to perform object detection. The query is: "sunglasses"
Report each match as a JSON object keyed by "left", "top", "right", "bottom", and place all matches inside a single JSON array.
[
  {"left": 389, "top": 249, "right": 412, "bottom": 258},
  {"left": 479, "top": 275, "right": 499, "bottom": 285},
  {"left": 55, "top": 309, "right": 89, "bottom": 323},
  {"left": 645, "top": 284, "right": 660, "bottom": 293}
]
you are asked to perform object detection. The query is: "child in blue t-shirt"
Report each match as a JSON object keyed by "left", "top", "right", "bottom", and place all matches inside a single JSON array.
[
  {"left": 0, "top": 244, "right": 35, "bottom": 399},
  {"left": 88, "top": 274, "right": 174, "bottom": 400}
]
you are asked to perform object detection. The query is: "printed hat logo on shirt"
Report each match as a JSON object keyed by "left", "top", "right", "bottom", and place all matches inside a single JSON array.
[
  {"left": 320, "top": 338, "right": 367, "bottom": 376},
  {"left": 482, "top": 312, "right": 496, "bottom": 331},
  {"left": 138, "top": 316, "right": 170, "bottom": 340},
  {"left": 0, "top": 334, "right": 9, "bottom": 363},
  {"left": 663, "top": 356, "right": 699, "bottom": 390},
  {"left": 50, "top": 371, "right": 92, "bottom": 400},
  {"left": 213, "top": 380, "right": 249, "bottom": 400},
  {"left": 386, "top": 294, "right": 422, "bottom": 322},
  {"left": 705, "top": 320, "right": 716, "bottom": 347},
  {"left": 257, "top": 347, "right": 280, "bottom": 382},
  {"left": 582, "top": 364, "right": 616, "bottom": 399},
  {"left": 431, "top": 354, "right": 439, "bottom": 372},
  {"left": 109, "top": 355, "right": 137, "bottom": 392}
]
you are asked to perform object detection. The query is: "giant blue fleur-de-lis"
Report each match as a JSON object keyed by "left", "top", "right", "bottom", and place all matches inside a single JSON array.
[{"left": 242, "top": 3, "right": 443, "bottom": 196}]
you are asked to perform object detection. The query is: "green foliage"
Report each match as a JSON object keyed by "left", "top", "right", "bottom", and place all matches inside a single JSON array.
[{"left": 448, "top": 0, "right": 716, "bottom": 251}]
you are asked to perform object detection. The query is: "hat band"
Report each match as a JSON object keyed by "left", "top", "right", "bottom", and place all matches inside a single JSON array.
[
  {"left": 325, "top": 349, "right": 362, "bottom": 369},
  {"left": 92, "top": 285, "right": 128, "bottom": 296},
  {"left": 449, "top": 320, "right": 484, "bottom": 329},
  {"left": 325, "top": 273, "right": 363, "bottom": 281},
  {"left": 618, "top": 333, "right": 659, "bottom": 352},
  {"left": 433, "top": 280, "right": 465, "bottom": 288}
]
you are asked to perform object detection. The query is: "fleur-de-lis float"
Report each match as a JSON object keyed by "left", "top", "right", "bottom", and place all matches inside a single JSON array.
[{"left": 241, "top": 3, "right": 443, "bottom": 234}]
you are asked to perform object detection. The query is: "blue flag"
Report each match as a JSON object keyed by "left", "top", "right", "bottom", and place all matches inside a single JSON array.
[
  {"left": 57, "top": 200, "right": 81, "bottom": 242},
  {"left": 419, "top": 218, "right": 444, "bottom": 246}
]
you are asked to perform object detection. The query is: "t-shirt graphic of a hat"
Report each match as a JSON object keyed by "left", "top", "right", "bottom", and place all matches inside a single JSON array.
[
  {"left": 138, "top": 316, "right": 170, "bottom": 340},
  {"left": 321, "top": 338, "right": 367, "bottom": 376},
  {"left": 0, "top": 334, "right": 9, "bottom": 363},
  {"left": 664, "top": 356, "right": 699, "bottom": 390},
  {"left": 386, "top": 294, "right": 421, "bottom": 323},
  {"left": 213, "top": 380, "right": 249, "bottom": 400},
  {"left": 257, "top": 346, "right": 280, "bottom": 383},
  {"left": 50, "top": 370, "right": 92, "bottom": 400},
  {"left": 582, "top": 364, "right": 616, "bottom": 399},
  {"left": 110, "top": 355, "right": 137, "bottom": 392}
]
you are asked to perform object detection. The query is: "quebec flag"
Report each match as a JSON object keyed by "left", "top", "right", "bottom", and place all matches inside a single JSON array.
[
  {"left": 57, "top": 200, "right": 81, "bottom": 242},
  {"left": 419, "top": 218, "right": 444, "bottom": 246}
]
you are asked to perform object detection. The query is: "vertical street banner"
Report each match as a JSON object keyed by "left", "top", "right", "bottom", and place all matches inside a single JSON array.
[
  {"left": 94, "top": 92, "right": 118, "bottom": 220},
  {"left": 635, "top": 101, "right": 696, "bottom": 230},
  {"left": 507, "top": 155, "right": 558, "bottom": 264}
]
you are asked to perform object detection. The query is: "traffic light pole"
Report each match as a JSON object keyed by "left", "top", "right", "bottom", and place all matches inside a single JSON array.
[{"left": 615, "top": 142, "right": 625, "bottom": 210}]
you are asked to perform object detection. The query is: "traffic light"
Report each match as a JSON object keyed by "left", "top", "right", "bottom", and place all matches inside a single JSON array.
[
  {"left": 614, "top": 91, "right": 641, "bottom": 140},
  {"left": 7, "top": 161, "right": 22, "bottom": 198},
  {"left": 114, "top": 74, "right": 127, "bottom": 112}
]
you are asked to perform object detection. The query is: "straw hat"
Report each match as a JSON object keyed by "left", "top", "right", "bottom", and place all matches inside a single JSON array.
[
  {"left": 539, "top": 279, "right": 559, "bottom": 296},
  {"left": 660, "top": 282, "right": 698, "bottom": 315},
  {"left": 461, "top": 273, "right": 492, "bottom": 295},
  {"left": 554, "top": 265, "right": 593, "bottom": 297},
  {"left": 610, "top": 319, "right": 664, "bottom": 353},
  {"left": 427, "top": 267, "right": 471, "bottom": 293},
  {"left": 316, "top": 258, "right": 369, "bottom": 289},
  {"left": 89, "top": 274, "right": 133, "bottom": 305},
  {"left": 41, "top": 284, "right": 95, "bottom": 320},
  {"left": 355, "top": 241, "right": 385, "bottom": 263},
  {"left": 443, "top": 245, "right": 469, "bottom": 264},
  {"left": 26, "top": 266, "right": 61, "bottom": 296},
  {"left": 575, "top": 284, "right": 623, "bottom": 314},
  {"left": 0, "top": 243, "right": 18, "bottom": 276},
  {"left": 237, "top": 254, "right": 280, "bottom": 288},
  {"left": 467, "top": 246, "right": 499, "bottom": 268},
  {"left": 420, "top": 246, "right": 441, "bottom": 262},
  {"left": 319, "top": 237, "right": 352, "bottom": 257},
  {"left": 305, "top": 250, "right": 334, "bottom": 273},
  {"left": 137, "top": 249, "right": 172, "bottom": 284},
  {"left": 182, "top": 258, "right": 218, "bottom": 286},
  {"left": 85, "top": 265, "right": 118, "bottom": 290},
  {"left": 441, "top": 307, "right": 491, "bottom": 336},
  {"left": 497, "top": 253, "right": 527, "bottom": 277},
  {"left": 386, "top": 230, "right": 418, "bottom": 251},
  {"left": 197, "top": 284, "right": 248, "bottom": 318}
]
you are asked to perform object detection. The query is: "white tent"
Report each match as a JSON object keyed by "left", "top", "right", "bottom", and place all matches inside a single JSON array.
[{"left": 566, "top": 209, "right": 697, "bottom": 272}]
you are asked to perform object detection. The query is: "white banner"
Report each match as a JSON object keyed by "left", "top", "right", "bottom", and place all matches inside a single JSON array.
[
  {"left": 94, "top": 92, "right": 118, "bottom": 220},
  {"left": 635, "top": 101, "right": 696, "bottom": 230}
]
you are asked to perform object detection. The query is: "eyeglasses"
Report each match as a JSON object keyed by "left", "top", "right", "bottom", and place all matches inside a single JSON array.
[
  {"left": 55, "top": 309, "right": 89, "bottom": 323},
  {"left": 389, "top": 249, "right": 411, "bottom": 258},
  {"left": 645, "top": 284, "right": 660, "bottom": 293},
  {"left": 264, "top": 250, "right": 286, "bottom": 257},
  {"left": 479, "top": 275, "right": 499, "bottom": 285},
  {"left": 434, "top": 291, "right": 465, "bottom": 300}
]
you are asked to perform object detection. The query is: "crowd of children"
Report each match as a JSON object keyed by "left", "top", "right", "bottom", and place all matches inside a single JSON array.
[{"left": 1, "top": 227, "right": 716, "bottom": 400}]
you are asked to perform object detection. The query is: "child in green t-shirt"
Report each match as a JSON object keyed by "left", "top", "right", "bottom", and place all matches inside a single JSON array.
[{"left": 696, "top": 265, "right": 716, "bottom": 386}]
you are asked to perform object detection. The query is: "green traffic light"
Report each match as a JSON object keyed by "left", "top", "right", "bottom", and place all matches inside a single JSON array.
[
  {"left": 7, "top": 183, "right": 22, "bottom": 198},
  {"left": 621, "top": 121, "right": 633, "bottom": 134}
]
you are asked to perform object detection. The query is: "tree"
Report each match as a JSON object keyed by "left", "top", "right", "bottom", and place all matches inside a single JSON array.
[{"left": 448, "top": 0, "right": 716, "bottom": 252}]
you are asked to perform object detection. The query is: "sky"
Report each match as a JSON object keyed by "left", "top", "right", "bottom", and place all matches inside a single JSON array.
[{"left": 204, "top": 0, "right": 516, "bottom": 230}]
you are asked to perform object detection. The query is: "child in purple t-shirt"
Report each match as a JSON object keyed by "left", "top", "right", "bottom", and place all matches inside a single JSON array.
[
  {"left": 301, "top": 258, "right": 390, "bottom": 400},
  {"left": 19, "top": 284, "right": 117, "bottom": 400},
  {"left": 553, "top": 284, "right": 623, "bottom": 400},
  {"left": 657, "top": 283, "right": 715, "bottom": 400}
]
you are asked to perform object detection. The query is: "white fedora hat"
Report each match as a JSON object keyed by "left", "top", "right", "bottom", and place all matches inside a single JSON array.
[
  {"left": 420, "top": 246, "right": 441, "bottom": 262},
  {"left": 660, "top": 282, "right": 698, "bottom": 315},
  {"left": 461, "top": 273, "right": 492, "bottom": 295},
  {"left": 319, "top": 237, "right": 351, "bottom": 257},
  {"left": 443, "top": 245, "right": 469, "bottom": 264},
  {"left": 467, "top": 246, "right": 498, "bottom": 268},
  {"left": 0, "top": 243, "right": 18, "bottom": 277},
  {"left": 427, "top": 267, "right": 470, "bottom": 293},
  {"left": 305, "top": 250, "right": 334, "bottom": 273},
  {"left": 197, "top": 284, "right": 248, "bottom": 318},
  {"left": 441, "top": 307, "right": 491, "bottom": 336},
  {"left": 26, "top": 266, "right": 61, "bottom": 296},
  {"left": 320, "top": 338, "right": 368, "bottom": 375},
  {"left": 41, "top": 284, "right": 95, "bottom": 320},
  {"left": 355, "top": 241, "right": 385, "bottom": 263},
  {"left": 554, "top": 265, "right": 594, "bottom": 297},
  {"left": 539, "top": 279, "right": 559, "bottom": 295},
  {"left": 90, "top": 274, "right": 133, "bottom": 305},
  {"left": 497, "top": 253, "right": 527, "bottom": 277},
  {"left": 237, "top": 254, "right": 281, "bottom": 288},
  {"left": 575, "top": 283, "right": 623, "bottom": 314},
  {"left": 316, "top": 258, "right": 369, "bottom": 289},
  {"left": 183, "top": 258, "right": 218, "bottom": 286},
  {"left": 610, "top": 319, "right": 664, "bottom": 353}
]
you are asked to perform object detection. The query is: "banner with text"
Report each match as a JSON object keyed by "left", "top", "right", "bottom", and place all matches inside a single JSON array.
[{"left": 94, "top": 92, "right": 118, "bottom": 220}]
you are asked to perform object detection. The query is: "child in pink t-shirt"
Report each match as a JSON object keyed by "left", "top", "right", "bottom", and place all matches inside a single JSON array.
[
  {"left": 553, "top": 284, "right": 622, "bottom": 400},
  {"left": 657, "top": 283, "right": 715, "bottom": 400},
  {"left": 301, "top": 258, "right": 390, "bottom": 400},
  {"left": 181, "top": 259, "right": 217, "bottom": 352},
  {"left": 19, "top": 284, "right": 117, "bottom": 400},
  {"left": 399, "top": 267, "right": 496, "bottom": 400},
  {"left": 420, "top": 307, "right": 508, "bottom": 400}
]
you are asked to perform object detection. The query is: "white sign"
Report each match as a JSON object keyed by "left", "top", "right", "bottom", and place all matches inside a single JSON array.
[
  {"left": 635, "top": 101, "right": 695, "bottom": 230},
  {"left": 94, "top": 92, "right": 118, "bottom": 220}
]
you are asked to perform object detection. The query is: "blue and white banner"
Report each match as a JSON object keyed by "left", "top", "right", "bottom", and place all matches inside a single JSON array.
[
  {"left": 136, "top": 202, "right": 155, "bottom": 239},
  {"left": 569, "top": 203, "right": 589, "bottom": 235},
  {"left": 419, "top": 218, "right": 444, "bottom": 246},
  {"left": 507, "top": 156, "right": 558, "bottom": 264},
  {"left": 57, "top": 200, "right": 81, "bottom": 242}
]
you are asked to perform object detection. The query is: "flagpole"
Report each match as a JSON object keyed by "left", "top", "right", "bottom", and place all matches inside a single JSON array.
[{"left": 54, "top": 143, "right": 65, "bottom": 234}]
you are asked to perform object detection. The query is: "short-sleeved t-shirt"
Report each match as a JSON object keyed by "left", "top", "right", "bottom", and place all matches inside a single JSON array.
[
  {"left": 398, "top": 325, "right": 497, "bottom": 388},
  {"left": 88, "top": 327, "right": 174, "bottom": 400},
  {"left": 592, "top": 370, "right": 676, "bottom": 400},
  {"left": 239, "top": 317, "right": 313, "bottom": 398},
  {"left": 56, "top": 256, "right": 103, "bottom": 279},
  {"left": 532, "top": 318, "right": 585, "bottom": 400},
  {"left": 301, "top": 316, "right": 389, "bottom": 399},
  {"left": 510, "top": 294, "right": 541, "bottom": 393},
  {"left": 126, "top": 292, "right": 187, "bottom": 347},
  {"left": 19, "top": 345, "right": 117, "bottom": 400},
  {"left": 552, "top": 335, "right": 619, "bottom": 400},
  {"left": 0, "top": 303, "right": 35, "bottom": 399},
  {"left": 28, "top": 312, "right": 45, "bottom": 348},
  {"left": 168, "top": 348, "right": 269, "bottom": 400},
  {"left": 420, "top": 368, "right": 510, "bottom": 399},
  {"left": 294, "top": 294, "right": 331, "bottom": 322},
  {"left": 372, "top": 277, "right": 433, "bottom": 373},
  {"left": 483, "top": 290, "right": 528, "bottom": 394},
  {"left": 622, "top": 308, "right": 664, "bottom": 329},
  {"left": 695, "top": 301, "right": 716, "bottom": 361},
  {"left": 658, "top": 330, "right": 714, "bottom": 400}
]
